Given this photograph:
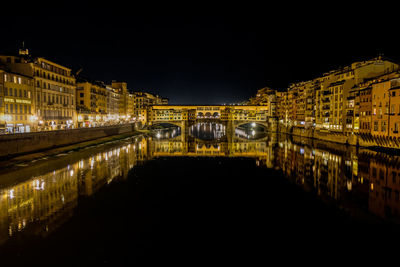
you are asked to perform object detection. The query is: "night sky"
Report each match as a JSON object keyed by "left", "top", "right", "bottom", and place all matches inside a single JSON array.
[{"left": 2, "top": 3, "right": 399, "bottom": 104}]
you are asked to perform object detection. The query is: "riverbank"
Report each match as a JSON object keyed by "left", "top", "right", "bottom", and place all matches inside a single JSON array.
[
  {"left": 279, "top": 125, "right": 400, "bottom": 150},
  {"left": 0, "top": 130, "right": 142, "bottom": 173},
  {"left": 0, "top": 123, "right": 140, "bottom": 159}
]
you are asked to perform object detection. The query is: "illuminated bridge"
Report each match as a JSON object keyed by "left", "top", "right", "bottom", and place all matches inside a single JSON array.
[{"left": 146, "top": 105, "right": 277, "bottom": 133}]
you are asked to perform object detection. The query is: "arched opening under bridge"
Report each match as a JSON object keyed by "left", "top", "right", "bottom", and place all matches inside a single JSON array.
[
  {"left": 149, "top": 123, "right": 182, "bottom": 139},
  {"left": 235, "top": 122, "right": 269, "bottom": 140}
]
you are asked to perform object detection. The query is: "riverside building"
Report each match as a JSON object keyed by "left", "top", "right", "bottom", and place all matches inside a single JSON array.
[
  {"left": 273, "top": 56, "right": 400, "bottom": 135},
  {"left": 133, "top": 91, "right": 169, "bottom": 124},
  {"left": 0, "top": 48, "right": 76, "bottom": 131},
  {"left": 0, "top": 67, "right": 35, "bottom": 133},
  {"left": 76, "top": 76, "right": 108, "bottom": 127}
]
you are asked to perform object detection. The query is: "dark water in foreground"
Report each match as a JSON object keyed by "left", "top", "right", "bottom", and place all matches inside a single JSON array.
[{"left": 1, "top": 126, "right": 400, "bottom": 264}]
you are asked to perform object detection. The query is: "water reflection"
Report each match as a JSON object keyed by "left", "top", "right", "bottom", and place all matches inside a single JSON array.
[
  {"left": 235, "top": 122, "right": 268, "bottom": 140},
  {"left": 190, "top": 122, "right": 225, "bottom": 140},
  {"left": 0, "top": 138, "right": 149, "bottom": 246},
  {"left": 152, "top": 127, "right": 181, "bottom": 140},
  {"left": 1, "top": 128, "right": 400, "bottom": 247}
]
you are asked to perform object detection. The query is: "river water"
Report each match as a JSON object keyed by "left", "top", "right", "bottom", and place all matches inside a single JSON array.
[{"left": 1, "top": 123, "right": 400, "bottom": 264}]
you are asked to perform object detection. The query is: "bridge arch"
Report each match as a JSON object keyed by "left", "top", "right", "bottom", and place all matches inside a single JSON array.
[
  {"left": 235, "top": 121, "right": 269, "bottom": 130},
  {"left": 149, "top": 121, "right": 183, "bottom": 129},
  {"left": 234, "top": 121, "right": 270, "bottom": 140}
]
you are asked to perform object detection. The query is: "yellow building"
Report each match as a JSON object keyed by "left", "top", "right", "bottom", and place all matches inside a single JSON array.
[
  {"left": 111, "top": 81, "right": 129, "bottom": 121},
  {"left": 0, "top": 67, "right": 35, "bottom": 133},
  {"left": 148, "top": 105, "right": 269, "bottom": 126},
  {"left": 127, "top": 93, "right": 135, "bottom": 121},
  {"left": 133, "top": 91, "right": 168, "bottom": 124},
  {"left": 276, "top": 91, "right": 289, "bottom": 127},
  {"left": 106, "top": 85, "right": 120, "bottom": 123},
  {"left": 76, "top": 77, "right": 108, "bottom": 127},
  {"left": 370, "top": 73, "right": 400, "bottom": 138},
  {"left": 0, "top": 49, "right": 76, "bottom": 131},
  {"left": 287, "top": 56, "right": 400, "bottom": 133}
]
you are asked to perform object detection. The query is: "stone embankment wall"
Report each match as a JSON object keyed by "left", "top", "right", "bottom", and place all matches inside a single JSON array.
[
  {"left": 278, "top": 125, "right": 398, "bottom": 149},
  {"left": 0, "top": 123, "right": 138, "bottom": 158}
]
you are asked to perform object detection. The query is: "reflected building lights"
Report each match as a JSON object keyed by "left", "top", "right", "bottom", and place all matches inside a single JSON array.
[
  {"left": 2, "top": 128, "right": 400, "bottom": 247},
  {"left": 0, "top": 135, "right": 149, "bottom": 243}
]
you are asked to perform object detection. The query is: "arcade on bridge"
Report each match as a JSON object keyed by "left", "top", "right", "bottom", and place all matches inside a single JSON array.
[{"left": 146, "top": 105, "right": 276, "bottom": 132}]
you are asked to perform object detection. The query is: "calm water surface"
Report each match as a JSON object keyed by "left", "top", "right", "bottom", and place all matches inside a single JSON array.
[{"left": 1, "top": 123, "right": 400, "bottom": 264}]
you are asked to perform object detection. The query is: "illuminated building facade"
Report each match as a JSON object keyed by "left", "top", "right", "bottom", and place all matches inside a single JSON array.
[
  {"left": 0, "top": 49, "right": 76, "bottom": 131},
  {"left": 106, "top": 84, "right": 120, "bottom": 123},
  {"left": 76, "top": 77, "right": 108, "bottom": 127},
  {"left": 274, "top": 56, "right": 400, "bottom": 136},
  {"left": 0, "top": 67, "right": 35, "bottom": 133},
  {"left": 133, "top": 92, "right": 168, "bottom": 124},
  {"left": 389, "top": 78, "right": 400, "bottom": 138},
  {"left": 111, "top": 81, "right": 129, "bottom": 121}
]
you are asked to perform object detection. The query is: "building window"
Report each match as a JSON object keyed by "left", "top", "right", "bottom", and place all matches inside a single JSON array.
[
  {"left": 379, "top": 169, "right": 385, "bottom": 180},
  {"left": 381, "top": 121, "right": 386, "bottom": 132}
]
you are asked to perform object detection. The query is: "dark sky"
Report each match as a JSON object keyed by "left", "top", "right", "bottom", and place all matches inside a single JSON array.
[{"left": 2, "top": 3, "right": 399, "bottom": 104}]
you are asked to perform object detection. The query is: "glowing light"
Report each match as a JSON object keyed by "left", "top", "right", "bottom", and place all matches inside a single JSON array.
[
  {"left": 29, "top": 115, "right": 38, "bottom": 122},
  {"left": 9, "top": 189, "right": 14, "bottom": 199}
]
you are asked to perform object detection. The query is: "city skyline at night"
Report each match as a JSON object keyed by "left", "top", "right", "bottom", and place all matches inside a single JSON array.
[
  {"left": 2, "top": 4, "right": 399, "bottom": 105},
  {"left": 2, "top": 4, "right": 400, "bottom": 264}
]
